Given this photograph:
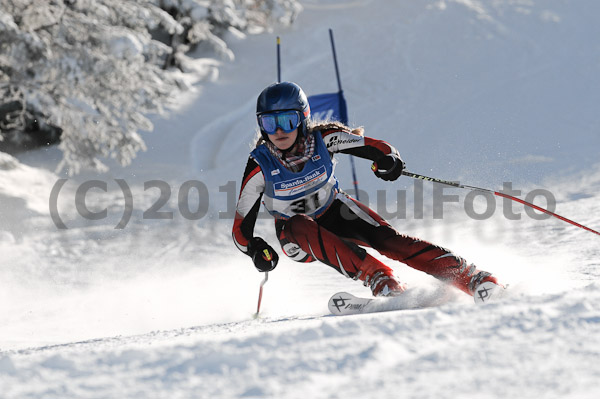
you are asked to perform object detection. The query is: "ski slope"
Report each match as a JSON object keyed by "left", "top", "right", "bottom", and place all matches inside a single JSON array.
[{"left": 1, "top": 0, "right": 600, "bottom": 398}]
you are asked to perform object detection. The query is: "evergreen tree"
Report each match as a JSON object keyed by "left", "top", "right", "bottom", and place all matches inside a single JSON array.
[{"left": 0, "top": 0, "right": 301, "bottom": 174}]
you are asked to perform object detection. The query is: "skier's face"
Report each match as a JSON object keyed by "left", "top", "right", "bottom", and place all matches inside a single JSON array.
[{"left": 268, "top": 127, "right": 298, "bottom": 151}]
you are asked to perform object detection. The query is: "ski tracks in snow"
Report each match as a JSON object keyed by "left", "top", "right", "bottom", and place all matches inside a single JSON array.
[{"left": 2, "top": 284, "right": 600, "bottom": 399}]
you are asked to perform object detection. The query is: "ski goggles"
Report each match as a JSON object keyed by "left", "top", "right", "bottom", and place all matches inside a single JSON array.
[{"left": 258, "top": 110, "right": 301, "bottom": 134}]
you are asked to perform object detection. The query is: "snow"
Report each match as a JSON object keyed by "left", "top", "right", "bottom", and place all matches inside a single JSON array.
[
  {"left": 1, "top": 0, "right": 600, "bottom": 398},
  {"left": 108, "top": 31, "right": 145, "bottom": 60}
]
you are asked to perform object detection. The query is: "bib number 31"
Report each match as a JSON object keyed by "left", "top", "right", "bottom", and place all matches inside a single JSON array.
[{"left": 290, "top": 192, "right": 321, "bottom": 214}]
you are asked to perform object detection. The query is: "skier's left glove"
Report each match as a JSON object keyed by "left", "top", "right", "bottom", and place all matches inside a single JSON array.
[
  {"left": 247, "top": 237, "right": 279, "bottom": 272},
  {"left": 372, "top": 154, "right": 405, "bottom": 181}
]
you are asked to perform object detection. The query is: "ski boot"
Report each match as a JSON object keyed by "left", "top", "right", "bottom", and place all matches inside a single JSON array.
[{"left": 357, "top": 254, "right": 407, "bottom": 297}]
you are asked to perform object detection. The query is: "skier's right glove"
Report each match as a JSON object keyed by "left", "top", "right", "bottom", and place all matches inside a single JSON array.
[
  {"left": 247, "top": 237, "right": 279, "bottom": 272},
  {"left": 372, "top": 154, "right": 405, "bottom": 181}
]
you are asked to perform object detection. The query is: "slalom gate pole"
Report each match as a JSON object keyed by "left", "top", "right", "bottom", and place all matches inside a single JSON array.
[
  {"left": 254, "top": 272, "right": 269, "bottom": 318},
  {"left": 349, "top": 156, "right": 360, "bottom": 200},
  {"left": 276, "top": 37, "right": 281, "bottom": 83},
  {"left": 329, "top": 29, "right": 343, "bottom": 94},
  {"left": 401, "top": 170, "right": 600, "bottom": 237},
  {"left": 329, "top": 28, "right": 361, "bottom": 201}
]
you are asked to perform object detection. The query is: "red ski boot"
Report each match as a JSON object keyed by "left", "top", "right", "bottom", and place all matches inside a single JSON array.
[{"left": 357, "top": 254, "right": 406, "bottom": 297}]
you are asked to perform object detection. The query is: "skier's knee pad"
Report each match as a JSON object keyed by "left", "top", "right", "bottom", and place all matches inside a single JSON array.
[
  {"left": 279, "top": 237, "right": 314, "bottom": 263},
  {"left": 277, "top": 215, "right": 316, "bottom": 263}
]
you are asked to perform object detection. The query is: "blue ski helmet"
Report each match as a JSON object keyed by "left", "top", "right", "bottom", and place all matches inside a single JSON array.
[{"left": 256, "top": 82, "right": 310, "bottom": 138}]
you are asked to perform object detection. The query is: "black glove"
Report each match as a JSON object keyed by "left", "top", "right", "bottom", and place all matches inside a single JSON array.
[
  {"left": 247, "top": 237, "right": 279, "bottom": 272},
  {"left": 372, "top": 154, "right": 405, "bottom": 181}
]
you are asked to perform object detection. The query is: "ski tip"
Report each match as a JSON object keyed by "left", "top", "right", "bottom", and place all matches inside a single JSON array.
[
  {"left": 328, "top": 292, "right": 372, "bottom": 316},
  {"left": 473, "top": 281, "right": 507, "bottom": 304},
  {"left": 328, "top": 292, "right": 355, "bottom": 314}
]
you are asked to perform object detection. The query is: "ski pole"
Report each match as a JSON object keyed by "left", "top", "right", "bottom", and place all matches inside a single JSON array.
[
  {"left": 254, "top": 271, "right": 269, "bottom": 318},
  {"left": 400, "top": 170, "right": 600, "bottom": 237}
]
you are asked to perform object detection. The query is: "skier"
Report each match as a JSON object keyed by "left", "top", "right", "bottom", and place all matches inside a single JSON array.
[{"left": 233, "top": 81, "right": 502, "bottom": 300}]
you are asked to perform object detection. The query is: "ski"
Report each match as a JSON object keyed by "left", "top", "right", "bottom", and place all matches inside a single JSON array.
[
  {"left": 328, "top": 292, "right": 374, "bottom": 315},
  {"left": 328, "top": 291, "right": 412, "bottom": 316},
  {"left": 473, "top": 281, "right": 507, "bottom": 304},
  {"left": 329, "top": 283, "right": 508, "bottom": 316}
]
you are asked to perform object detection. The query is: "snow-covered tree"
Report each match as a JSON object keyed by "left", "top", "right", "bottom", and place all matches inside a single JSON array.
[
  {"left": 156, "top": 0, "right": 301, "bottom": 71},
  {"left": 0, "top": 0, "right": 301, "bottom": 174}
]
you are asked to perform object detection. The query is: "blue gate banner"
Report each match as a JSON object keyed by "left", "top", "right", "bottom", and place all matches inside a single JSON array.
[{"left": 308, "top": 91, "right": 348, "bottom": 125}]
